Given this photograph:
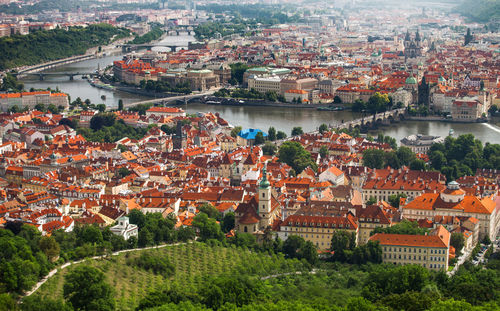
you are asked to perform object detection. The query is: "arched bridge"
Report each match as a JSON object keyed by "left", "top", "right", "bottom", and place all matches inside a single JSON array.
[
  {"left": 123, "top": 90, "right": 217, "bottom": 109},
  {"left": 14, "top": 72, "right": 99, "bottom": 81},
  {"left": 119, "top": 43, "right": 184, "bottom": 53},
  {"left": 339, "top": 108, "right": 407, "bottom": 131}
]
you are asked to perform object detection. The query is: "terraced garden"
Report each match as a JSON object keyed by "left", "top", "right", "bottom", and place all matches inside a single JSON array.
[{"left": 30, "top": 242, "right": 308, "bottom": 311}]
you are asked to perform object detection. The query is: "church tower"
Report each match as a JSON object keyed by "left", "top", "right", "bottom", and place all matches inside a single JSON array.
[{"left": 258, "top": 164, "right": 272, "bottom": 229}]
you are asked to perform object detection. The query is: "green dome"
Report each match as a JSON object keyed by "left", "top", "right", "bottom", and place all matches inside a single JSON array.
[
  {"left": 405, "top": 76, "right": 417, "bottom": 84},
  {"left": 259, "top": 165, "right": 270, "bottom": 189},
  {"left": 438, "top": 76, "right": 446, "bottom": 82}
]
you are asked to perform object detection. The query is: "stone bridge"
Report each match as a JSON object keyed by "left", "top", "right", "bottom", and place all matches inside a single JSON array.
[
  {"left": 123, "top": 91, "right": 216, "bottom": 109},
  {"left": 119, "top": 43, "right": 183, "bottom": 52},
  {"left": 339, "top": 108, "right": 407, "bottom": 131},
  {"left": 16, "top": 72, "right": 99, "bottom": 81}
]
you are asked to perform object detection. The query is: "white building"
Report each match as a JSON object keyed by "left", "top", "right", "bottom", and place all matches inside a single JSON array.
[
  {"left": 110, "top": 216, "right": 138, "bottom": 240},
  {"left": 247, "top": 75, "right": 281, "bottom": 93},
  {"left": 400, "top": 134, "right": 444, "bottom": 154},
  {"left": 318, "top": 165, "right": 345, "bottom": 186}
]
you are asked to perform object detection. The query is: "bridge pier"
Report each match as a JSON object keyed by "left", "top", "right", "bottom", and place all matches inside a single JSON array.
[
  {"left": 39, "top": 74, "right": 44, "bottom": 81},
  {"left": 69, "top": 75, "right": 74, "bottom": 81},
  {"left": 168, "top": 46, "right": 177, "bottom": 52}
]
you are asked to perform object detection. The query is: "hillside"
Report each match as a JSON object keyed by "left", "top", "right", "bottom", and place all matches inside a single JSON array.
[
  {"left": 30, "top": 243, "right": 308, "bottom": 311},
  {"left": 0, "top": 24, "right": 130, "bottom": 70},
  {"left": 455, "top": 0, "right": 500, "bottom": 23}
]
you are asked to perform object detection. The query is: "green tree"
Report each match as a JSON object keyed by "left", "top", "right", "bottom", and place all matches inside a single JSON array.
[
  {"left": 192, "top": 213, "right": 224, "bottom": 241},
  {"left": 230, "top": 126, "right": 242, "bottom": 138},
  {"left": 362, "top": 149, "right": 386, "bottom": 169},
  {"left": 278, "top": 141, "right": 316, "bottom": 174},
  {"left": 268, "top": 127, "right": 276, "bottom": 141},
  {"left": 352, "top": 99, "right": 366, "bottom": 112},
  {"left": 118, "top": 99, "right": 124, "bottom": 111},
  {"left": 318, "top": 123, "right": 328, "bottom": 134},
  {"left": 372, "top": 220, "right": 428, "bottom": 235},
  {"left": 39, "top": 236, "right": 60, "bottom": 262},
  {"left": 410, "top": 159, "right": 426, "bottom": 171},
  {"left": 262, "top": 141, "right": 277, "bottom": 156},
  {"left": 276, "top": 131, "right": 287, "bottom": 140},
  {"left": 229, "top": 62, "right": 249, "bottom": 84},
  {"left": 330, "top": 230, "right": 356, "bottom": 262},
  {"left": 450, "top": 233, "right": 465, "bottom": 255},
  {"left": 96, "top": 104, "right": 106, "bottom": 113},
  {"left": 21, "top": 296, "right": 71, "bottom": 311},
  {"left": 388, "top": 193, "right": 407, "bottom": 208},
  {"left": 34, "top": 103, "right": 46, "bottom": 112},
  {"left": 396, "top": 146, "right": 416, "bottom": 166},
  {"left": 319, "top": 145, "right": 329, "bottom": 159},
  {"left": 334, "top": 96, "right": 342, "bottom": 104},
  {"left": 47, "top": 104, "right": 59, "bottom": 114},
  {"left": 90, "top": 113, "right": 116, "bottom": 131},
  {"left": 367, "top": 92, "right": 390, "bottom": 113},
  {"left": 0, "top": 293, "right": 16, "bottom": 311},
  {"left": 254, "top": 131, "right": 265, "bottom": 145},
  {"left": 221, "top": 212, "right": 235, "bottom": 233},
  {"left": 63, "top": 265, "right": 115, "bottom": 311},
  {"left": 291, "top": 127, "right": 303, "bottom": 136}
]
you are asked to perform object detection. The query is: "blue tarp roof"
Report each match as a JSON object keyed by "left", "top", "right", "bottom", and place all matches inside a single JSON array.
[{"left": 238, "top": 128, "right": 268, "bottom": 140}]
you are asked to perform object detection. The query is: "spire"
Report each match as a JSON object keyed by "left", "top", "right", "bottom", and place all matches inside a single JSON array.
[
  {"left": 415, "top": 30, "right": 421, "bottom": 42},
  {"left": 259, "top": 163, "right": 270, "bottom": 189}
]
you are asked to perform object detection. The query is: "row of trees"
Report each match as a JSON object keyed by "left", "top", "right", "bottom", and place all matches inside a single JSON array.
[
  {"left": 351, "top": 92, "right": 398, "bottom": 113},
  {"left": 362, "top": 145, "right": 425, "bottom": 170},
  {"left": 428, "top": 134, "right": 500, "bottom": 180},
  {"left": 139, "top": 80, "right": 191, "bottom": 95}
]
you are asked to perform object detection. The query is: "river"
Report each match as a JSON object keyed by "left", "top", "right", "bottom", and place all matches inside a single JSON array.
[{"left": 20, "top": 35, "right": 500, "bottom": 145}]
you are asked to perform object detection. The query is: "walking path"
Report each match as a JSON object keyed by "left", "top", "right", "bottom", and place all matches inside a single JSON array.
[
  {"left": 23, "top": 242, "right": 189, "bottom": 297},
  {"left": 260, "top": 268, "right": 319, "bottom": 280}
]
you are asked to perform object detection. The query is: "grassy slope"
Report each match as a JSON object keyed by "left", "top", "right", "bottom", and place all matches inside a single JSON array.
[{"left": 32, "top": 243, "right": 306, "bottom": 311}]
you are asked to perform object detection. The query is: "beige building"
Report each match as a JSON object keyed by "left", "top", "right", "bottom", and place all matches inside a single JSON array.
[
  {"left": 357, "top": 205, "right": 392, "bottom": 245},
  {"left": 370, "top": 225, "right": 450, "bottom": 271},
  {"left": 451, "top": 100, "right": 484, "bottom": 121},
  {"left": 280, "top": 77, "right": 318, "bottom": 95},
  {"left": 247, "top": 75, "right": 281, "bottom": 93},
  {"left": 0, "top": 91, "right": 69, "bottom": 111},
  {"left": 187, "top": 69, "right": 219, "bottom": 92},
  {"left": 278, "top": 212, "right": 359, "bottom": 250}
]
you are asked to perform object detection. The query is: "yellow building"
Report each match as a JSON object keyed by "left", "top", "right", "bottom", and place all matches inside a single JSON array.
[
  {"left": 369, "top": 225, "right": 450, "bottom": 271},
  {"left": 357, "top": 205, "right": 392, "bottom": 245},
  {"left": 278, "top": 213, "right": 358, "bottom": 250}
]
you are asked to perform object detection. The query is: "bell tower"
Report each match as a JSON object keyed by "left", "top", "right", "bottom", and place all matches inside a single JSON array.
[{"left": 258, "top": 164, "right": 272, "bottom": 229}]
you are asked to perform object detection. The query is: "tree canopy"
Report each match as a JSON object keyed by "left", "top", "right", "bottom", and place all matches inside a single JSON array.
[
  {"left": 278, "top": 141, "right": 317, "bottom": 174},
  {"left": 63, "top": 265, "right": 115, "bottom": 311}
]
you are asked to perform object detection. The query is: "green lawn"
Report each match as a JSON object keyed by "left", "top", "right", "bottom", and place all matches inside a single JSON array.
[{"left": 31, "top": 242, "right": 306, "bottom": 311}]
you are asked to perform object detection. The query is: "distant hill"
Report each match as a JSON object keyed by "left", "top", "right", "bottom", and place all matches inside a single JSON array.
[{"left": 455, "top": 0, "right": 500, "bottom": 23}]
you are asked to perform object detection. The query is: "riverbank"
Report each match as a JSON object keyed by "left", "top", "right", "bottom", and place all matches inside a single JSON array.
[{"left": 406, "top": 115, "right": 489, "bottom": 124}]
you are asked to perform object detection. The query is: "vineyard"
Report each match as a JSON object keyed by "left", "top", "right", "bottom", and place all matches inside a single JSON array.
[{"left": 30, "top": 242, "right": 308, "bottom": 311}]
